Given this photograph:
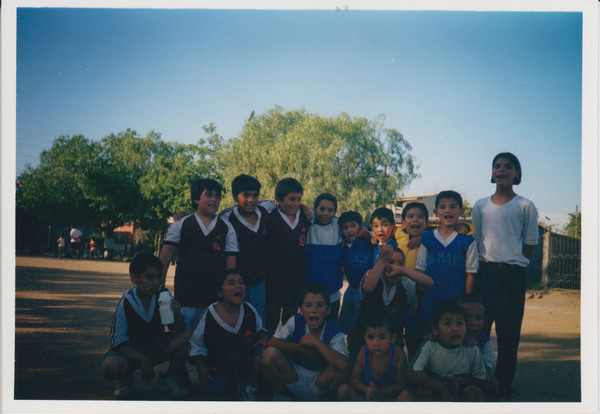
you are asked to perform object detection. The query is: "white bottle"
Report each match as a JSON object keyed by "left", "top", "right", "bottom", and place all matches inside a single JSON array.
[{"left": 157, "top": 289, "right": 175, "bottom": 325}]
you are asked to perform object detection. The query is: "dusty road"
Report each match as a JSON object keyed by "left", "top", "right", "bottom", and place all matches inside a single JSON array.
[{"left": 11, "top": 256, "right": 581, "bottom": 403}]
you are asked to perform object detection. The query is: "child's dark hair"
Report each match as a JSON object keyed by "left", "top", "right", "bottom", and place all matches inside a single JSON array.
[
  {"left": 401, "top": 202, "right": 428, "bottom": 221},
  {"left": 455, "top": 294, "right": 485, "bottom": 308},
  {"left": 231, "top": 174, "right": 261, "bottom": 198},
  {"left": 435, "top": 190, "right": 463, "bottom": 209},
  {"left": 363, "top": 311, "right": 394, "bottom": 334},
  {"left": 191, "top": 178, "right": 222, "bottom": 209},
  {"left": 314, "top": 192, "right": 337, "bottom": 212},
  {"left": 129, "top": 253, "right": 163, "bottom": 276},
  {"left": 214, "top": 268, "right": 243, "bottom": 292},
  {"left": 430, "top": 300, "right": 467, "bottom": 327},
  {"left": 370, "top": 207, "right": 395, "bottom": 225},
  {"left": 338, "top": 211, "right": 363, "bottom": 228},
  {"left": 274, "top": 177, "right": 303, "bottom": 200},
  {"left": 298, "top": 283, "right": 330, "bottom": 307},
  {"left": 491, "top": 152, "right": 522, "bottom": 185},
  {"left": 391, "top": 246, "right": 406, "bottom": 260}
]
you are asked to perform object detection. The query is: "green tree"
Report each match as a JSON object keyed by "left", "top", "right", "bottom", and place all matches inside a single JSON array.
[
  {"left": 564, "top": 209, "right": 581, "bottom": 238},
  {"left": 220, "top": 106, "right": 418, "bottom": 218}
]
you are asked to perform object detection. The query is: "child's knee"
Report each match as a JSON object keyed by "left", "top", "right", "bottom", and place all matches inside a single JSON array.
[
  {"left": 462, "top": 384, "right": 485, "bottom": 401},
  {"left": 101, "top": 356, "right": 129, "bottom": 380},
  {"left": 337, "top": 383, "right": 352, "bottom": 400},
  {"left": 260, "top": 346, "right": 283, "bottom": 366}
]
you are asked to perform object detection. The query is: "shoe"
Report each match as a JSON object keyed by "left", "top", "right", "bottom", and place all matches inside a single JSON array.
[
  {"left": 155, "top": 373, "right": 189, "bottom": 398},
  {"left": 273, "top": 392, "right": 293, "bottom": 401},
  {"left": 113, "top": 376, "right": 133, "bottom": 399},
  {"left": 240, "top": 384, "right": 257, "bottom": 401}
]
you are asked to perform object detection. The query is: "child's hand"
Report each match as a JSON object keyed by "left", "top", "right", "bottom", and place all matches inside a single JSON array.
[
  {"left": 198, "top": 366, "right": 216, "bottom": 388},
  {"left": 170, "top": 300, "right": 182, "bottom": 313},
  {"left": 255, "top": 336, "right": 268, "bottom": 351},
  {"left": 424, "top": 332, "right": 437, "bottom": 342},
  {"left": 455, "top": 222, "right": 470, "bottom": 235},
  {"left": 299, "top": 333, "right": 321, "bottom": 348},
  {"left": 407, "top": 234, "right": 422, "bottom": 249},
  {"left": 139, "top": 357, "right": 154, "bottom": 382},
  {"left": 358, "top": 226, "right": 372, "bottom": 240},
  {"left": 301, "top": 204, "right": 313, "bottom": 221},
  {"left": 378, "top": 244, "right": 393, "bottom": 262},
  {"left": 172, "top": 211, "right": 186, "bottom": 222}
]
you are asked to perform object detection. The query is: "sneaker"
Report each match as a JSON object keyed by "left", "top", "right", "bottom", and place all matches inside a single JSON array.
[
  {"left": 273, "top": 392, "right": 293, "bottom": 401},
  {"left": 113, "top": 376, "right": 133, "bottom": 399},
  {"left": 155, "top": 373, "right": 189, "bottom": 398},
  {"left": 240, "top": 384, "right": 257, "bottom": 401}
]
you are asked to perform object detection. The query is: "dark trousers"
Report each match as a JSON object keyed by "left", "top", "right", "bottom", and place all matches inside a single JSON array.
[{"left": 477, "top": 261, "right": 526, "bottom": 393}]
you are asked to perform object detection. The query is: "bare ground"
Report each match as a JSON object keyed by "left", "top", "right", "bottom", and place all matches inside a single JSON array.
[{"left": 11, "top": 256, "right": 581, "bottom": 402}]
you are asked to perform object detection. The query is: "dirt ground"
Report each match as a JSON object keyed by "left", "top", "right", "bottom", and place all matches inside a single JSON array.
[{"left": 10, "top": 255, "right": 582, "bottom": 405}]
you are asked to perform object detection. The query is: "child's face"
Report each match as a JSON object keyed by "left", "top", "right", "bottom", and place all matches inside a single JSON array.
[
  {"left": 235, "top": 190, "right": 259, "bottom": 214},
  {"left": 402, "top": 207, "right": 427, "bottom": 237},
  {"left": 194, "top": 189, "right": 222, "bottom": 216},
  {"left": 131, "top": 265, "right": 162, "bottom": 297},
  {"left": 433, "top": 313, "right": 466, "bottom": 348},
  {"left": 371, "top": 217, "right": 394, "bottom": 244},
  {"left": 277, "top": 191, "right": 302, "bottom": 217},
  {"left": 434, "top": 198, "right": 463, "bottom": 228},
  {"left": 383, "top": 251, "right": 405, "bottom": 285},
  {"left": 364, "top": 326, "right": 395, "bottom": 357},
  {"left": 300, "top": 292, "right": 330, "bottom": 331},
  {"left": 315, "top": 199, "right": 335, "bottom": 225},
  {"left": 492, "top": 157, "right": 520, "bottom": 187},
  {"left": 218, "top": 273, "right": 246, "bottom": 306},
  {"left": 341, "top": 221, "right": 361, "bottom": 243},
  {"left": 461, "top": 303, "right": 484, "bottom": 340}
]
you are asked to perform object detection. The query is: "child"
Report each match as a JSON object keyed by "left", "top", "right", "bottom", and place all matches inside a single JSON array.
[
  {"left": 263, "top": 177, "right": 311, "bottom": 334},
  {"left": 305, "top": 193, "right": 343, "bottom": 323},
  {"left": 159, "top": 178, "right": 239, "bottom": 330},
  {"left": 394, "top": 202, "right": 428, "bottom": 359},
  {"left": 472, "top": 152, "right": 538, "bottom": 398},
  {"left": 56, "top": 234, "right": 65, "bottom": 258},
  {"left": 408, "top": 300, "right": 491, "bottom": 401},
  {"left": 261, "top": 283, "right": 349, "bottom": 401},
  {"left": 338, "top": 312, "right": 413, "bottom": 401},
  {"left": 188, "top": 269, "right": 268, "bottom": 401},
  {"left": 370, "top": 207, "right": 398, "bottom": 264},
  {"left": 220, "top": 174, "right": 269, "bottom": 322},
  {"left": 337, "top": 211, "right": 373, "bottom": 334},
  {"left": 414, "top": 190, "right": 478, "bottom": 339},
  {"left": 456, "top": 294, "right": 497, "bottom": 385},
  {"left": 101, "top": 253, "right": 189, "bottom": 399},
  {"left": 348, "top": 244, "right": 433, "bottom": 360}
]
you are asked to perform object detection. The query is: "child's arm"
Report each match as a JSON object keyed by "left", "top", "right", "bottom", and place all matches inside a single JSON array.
[
  {"left": 390, "top": 265, "right": 433, "bottom": 290},
  {"left": 523, "top": 244, "right": 536, "bottom": 258},
  {"left": 361, "top": 244, "right": 394, "bottom": 294},
  {"left": 225, "top": 254, "right": 236, "bottom": 270},
  {"left": 369, "top": 347, "right": 410, "bottom": 401},
  {"left": 408, "top": 371, "right": 453, "bottom": 401},
  {"left": 267, "top": 337, "right": 322, "bottom": 361},
  {"left": 349, "top": 349, "right": 369, "bottom": 396},
  {"left": 465, "top": 273, "right": 476, "bottom": 294},
  {"left": 299, "top": 333, "right": 348, "bottom": 372},
  {"left": 158, "top": 245, "right": 176, "bottom": 285},
  {"left": 168, "top": 300, "right": 185, "bottom": 333},
  {"left": 191, "top": 356, "right": 214, "bottom": 388},
  {"left": 465, "top": 239, "right": 479, "bottom": 294},
  {"left": 118, "top": 344, "right": 154, "bottom": 381},
  {"left": 450, "top": 374, "right": 495, "bottom": 398}
]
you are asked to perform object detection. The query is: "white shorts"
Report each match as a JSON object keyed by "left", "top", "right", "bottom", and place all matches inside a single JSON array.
[{"left": 285, "top": 362, "right": 326, "bottom": 401}]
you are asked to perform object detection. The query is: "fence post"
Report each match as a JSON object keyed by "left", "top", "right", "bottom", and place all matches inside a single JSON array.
[{"left": 541, "top": 230, "right": 551, "bottom": 288}]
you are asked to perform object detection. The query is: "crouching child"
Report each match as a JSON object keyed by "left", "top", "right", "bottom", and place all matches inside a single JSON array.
[
  {"left": 188, "top": 269, "right": 268, "bottom": 400},
  {"left": 101, "top": 253, "right": 190, "bottom": 399},
  {"left": 262, "top": 283, "right": 349, "bottom": 401},
  {"left": 408, "top": 301, "right": 494, "bottom": 401}
]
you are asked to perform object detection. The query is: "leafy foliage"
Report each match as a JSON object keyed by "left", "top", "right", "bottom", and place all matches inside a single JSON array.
[{"left": 564, "top": 210, "right": 581, "bottom": 238}]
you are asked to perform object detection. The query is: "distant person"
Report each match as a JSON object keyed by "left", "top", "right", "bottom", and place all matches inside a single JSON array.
[
  {"left": 89, "top": 237, "right": 96, "bottom": 258},
  {"left": 104, "top": 237, "right": 115, "bottom": 259},
  {"left": 408, "top": 301, "right": 493, "bottom": 401},
  {"left": 56, "top": 234, "right": 66, "bottom": 258},
  {"left": 219, "top": 174, "right": 269, "bottom": 322},
  {"left": 69, "top": 226, "right": 82, "bottom": 258},
  {"left": 338, "top": 312, "right": 413, "bottom": 401},
  {"left": 159, "top": 178, "right": 238, "bottom": 330},
  {"left": 472, "top": 152, "right": 538, "bottom": 399},
  {"left": 100, "top": 253, "right": 189, "bottom": 399}
]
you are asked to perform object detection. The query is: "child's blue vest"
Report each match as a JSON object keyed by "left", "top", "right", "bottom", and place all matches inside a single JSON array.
[{"left": 290, "top": 313, "right": 341, "bottom": 371}]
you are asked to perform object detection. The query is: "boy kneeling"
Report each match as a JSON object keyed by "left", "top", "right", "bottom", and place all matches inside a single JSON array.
[
  {"left": 101, "top": 253, "right": 189, "bottom": 399},
  {"left": 262, "top": 283, "right": 348, "bottom": 401},
  {"left": 408, "top": 301, "right": 493, "bottom": 401}
]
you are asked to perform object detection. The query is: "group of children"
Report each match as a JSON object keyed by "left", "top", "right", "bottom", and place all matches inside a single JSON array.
[{"left": 101, "top": 152, "right": 538, "bottom": 402}]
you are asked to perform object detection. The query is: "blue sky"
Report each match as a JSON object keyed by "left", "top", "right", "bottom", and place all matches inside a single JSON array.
[{"left": 15, "top": 7, "right": 583, "bottom": 229}]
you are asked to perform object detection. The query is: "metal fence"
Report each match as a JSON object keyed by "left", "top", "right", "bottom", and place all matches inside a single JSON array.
[{"left": 542, "top": 231, "right": 581, "bottom": 290}]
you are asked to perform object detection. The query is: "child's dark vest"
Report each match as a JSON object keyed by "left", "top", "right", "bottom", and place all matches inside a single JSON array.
[
  {"left": 265, "top": 210, "right": 310, "bottom": 302},
  {"left": 115, "top": 296, "right": 163, "bottom": 349},
  {"left": 342, "top": 238, "right": 374, "bottom": 289},
  {"left": 175, "top": 215, "right": 229, "bottom": 308},
  {"left": 203, "top": 302, "right": 258, "bottom": 373},
  {"left": 361, "top": 343, "right": 399, "bottom": 387},
  {"left": 290, "top": 313, "right": 341, "bottom": 371},
  {"left": 226, "top": 205, "right": 268, "bottom": 286}
]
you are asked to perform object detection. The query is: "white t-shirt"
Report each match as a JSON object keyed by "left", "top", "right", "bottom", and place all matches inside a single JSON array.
[
  {"left": 70, "top": 228, "right": 82, "bottom": 243},
  {"left": 409, "top": 340, "right": 488, "bottom": 381},
  {"left": 163, "top": 213, "right": 239, "bottom": 253},
  {"left": 472, "top": 195, "right": 538, "bottom": 267}
]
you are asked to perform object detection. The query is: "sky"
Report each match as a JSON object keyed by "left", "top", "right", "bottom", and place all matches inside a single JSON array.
[{"left": 13, "top": 5, "right": 586, "bottom": 230}]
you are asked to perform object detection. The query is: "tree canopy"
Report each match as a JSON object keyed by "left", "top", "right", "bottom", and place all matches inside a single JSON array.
[{"left": 564, "top": 209, "right": 581, "bottom": 238}]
